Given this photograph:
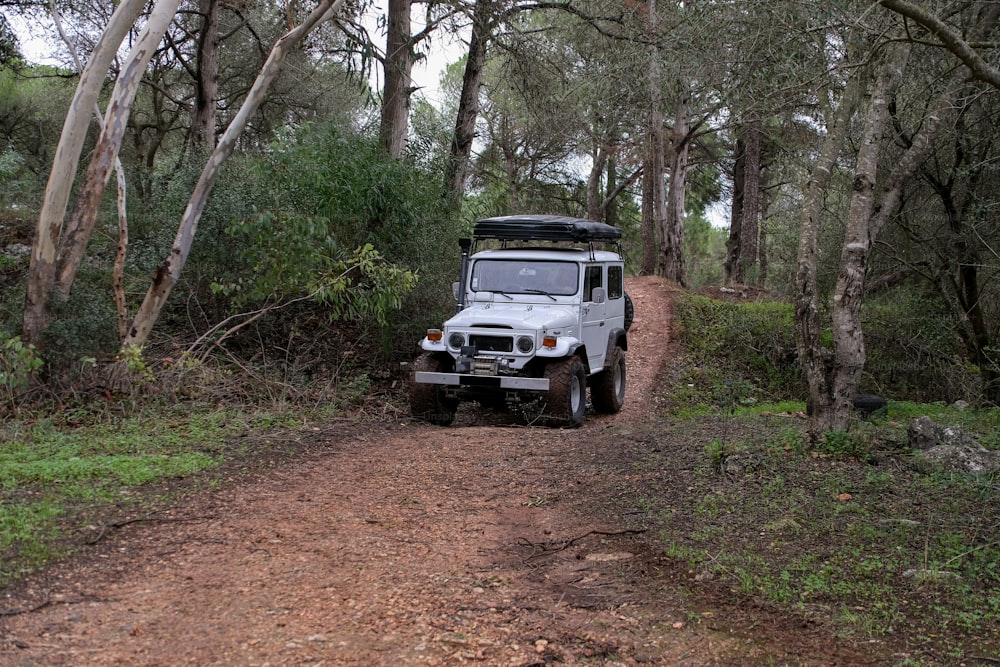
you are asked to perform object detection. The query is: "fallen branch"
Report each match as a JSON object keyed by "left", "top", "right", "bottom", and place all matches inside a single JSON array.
[
  {"left": 87, "top": 513, "right": 159, "bottom": 544},
  {"left": 521, "top": 528, "right": 646, "bottom": 561},
  {"left": 0, "top": 599, "right": 51, "bottom": 617},
  {"left": 87, "top": 513, "right": 216, "bottom": 544}
]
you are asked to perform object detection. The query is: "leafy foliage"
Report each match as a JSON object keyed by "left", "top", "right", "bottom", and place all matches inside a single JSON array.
[
  {"left": 211, "top": 124, "right": 457, "bottom": 315},
  {"left": 675, "top": 294, "right": 801, "bottom": 402},
  {"left": 862, "top": 288, "right": 979, "bottom": 403},
  {"left": 0, "top": 64, "right": 74, "bottom": 208},
  {"left": 676, "top": 289, "right": 979, "bottom": 407},
  {"left": 0, "top": 336, "right": 42, "bottom": 410}
]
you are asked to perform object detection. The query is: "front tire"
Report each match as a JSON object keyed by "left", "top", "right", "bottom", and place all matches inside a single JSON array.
[
  {"left": 542, "top": 357, "right": 586, "bottom": 427},
  {"left": 410, "top": 353, "right": 458, "bottom": 426},
  {"left": 591, "top": 346, "right": 626, "bottom": 414}
]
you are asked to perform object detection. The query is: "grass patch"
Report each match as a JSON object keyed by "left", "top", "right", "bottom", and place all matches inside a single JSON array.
[
  {"left": 628, "top": 402, "right": 1000, "bottom": 662},
  {"left": 0, "top": 405, "right": 302, "bottom": 587}
]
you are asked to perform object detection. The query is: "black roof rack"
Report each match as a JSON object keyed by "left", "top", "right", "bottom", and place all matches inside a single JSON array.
[{"left": 473, "top": 214, "right": 622, "bottom": 243}]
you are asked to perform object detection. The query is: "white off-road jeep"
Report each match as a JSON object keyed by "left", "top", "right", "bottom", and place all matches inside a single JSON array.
[{"left": 410, "top": 214, "right": 632, "bottom": 427}]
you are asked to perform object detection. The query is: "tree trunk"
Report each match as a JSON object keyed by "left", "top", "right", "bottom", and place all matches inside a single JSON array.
[
  {"left": 380, "top": 0, "right": 413, "bottom": 158},
  {"left": 794, "top": 75, "right": 861, "bottom": 434},
  {"left": 799, "top": 44, "right": 963, "bottom": 432},
  {"left": 757, "top": 173, "right": 769, "bottom": 288},
  {"left": 586, "top": 142, "right": 608, "bottom": 221},
  {"left": 723, "top": 122, "right": 763, "bottom": 285},
  {"left": 444, "top": 0, "right": 492, "bottom": 203},
  {"left": 640, "top": 0, "right": 664, "bottom": 276},
  {"left": 23, "top": 0, "right": 147, "bottom": 345},
  {"left": 124, "top": 0, "right": 345, "bottom": 348},
  {"left": 955, "top": 262, "right": 1000, "bottom": 404},
  {"left": 605, "top": 157, "right": 619, "bottom": 227},
  {"left": 49, "top": 0, "right": 131, "bottom": 341},
  {"left": 737, "top": 120, "right": 762, "bottom": 282},
  {"left": 723, "top": 134, "right": 746, "bottom": 285},
  {"left": 659, "top": 84, "right": 688, "bottom": 286},
  {"left": 917, "top": 7, "right": 1000, "bottom": 404},
  {"left": 826, "top": 48, "right": 908, "bottom": 431},
  {"left": 191, "top": 0, "right": 221, "bottom": 151}
]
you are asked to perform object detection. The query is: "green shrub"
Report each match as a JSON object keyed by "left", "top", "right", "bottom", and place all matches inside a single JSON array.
[
  {"left": 194, "top": 123, "right": 464, "bottom": 363},
  {"left": 675, "top": 294, "right": 801, "bottom": 401},
  {"left": 862, "top": 288, "right": 975, "bottom": 403},
  {"left": 0, "top": 335, "right": 42, "bottom": 409}
]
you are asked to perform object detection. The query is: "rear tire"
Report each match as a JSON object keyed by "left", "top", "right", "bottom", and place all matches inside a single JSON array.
[
  {"left": 410, "top": 353, "right": 458, "bottom": 426},
  {"left": 591, "top": 347, "right": 626, "bottom": 414},
  {"left": 543, "top": 357, "right": 586, "bottom": 427}
]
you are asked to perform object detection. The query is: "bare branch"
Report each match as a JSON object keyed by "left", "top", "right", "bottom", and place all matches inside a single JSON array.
[{"left": 877, "top": 0, "right": 1000, "bottom": 89}]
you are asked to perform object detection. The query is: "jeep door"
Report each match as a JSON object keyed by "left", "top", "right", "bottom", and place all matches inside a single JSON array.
[{"left": 581, "top": 264, "right": 607, "bottom": 373}]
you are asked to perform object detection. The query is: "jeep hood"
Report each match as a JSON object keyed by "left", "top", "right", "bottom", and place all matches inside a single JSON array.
[{"left": 446, "top": 304, "right": 576, "bottom": 332}]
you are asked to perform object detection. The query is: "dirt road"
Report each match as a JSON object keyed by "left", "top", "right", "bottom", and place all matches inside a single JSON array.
[{"left": 0, "top": 277, "right": 877, "bottom": 666}]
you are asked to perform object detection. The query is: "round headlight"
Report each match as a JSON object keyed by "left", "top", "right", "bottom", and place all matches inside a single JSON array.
[
  {"left": 448, "top": 332, "right": 465, "bottom": 349},
  {"left": 516, "top": 336, "right": 534, "bottom": 353}
]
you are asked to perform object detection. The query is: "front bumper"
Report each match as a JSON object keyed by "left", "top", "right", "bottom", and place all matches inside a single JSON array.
[{"left": 414, "top": 372, "right": 549, "bottom": 391}]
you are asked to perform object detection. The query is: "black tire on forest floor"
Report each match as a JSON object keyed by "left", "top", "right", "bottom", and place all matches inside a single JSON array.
[
  {"left": 591, "top": 347, "right": 626, "bottom": 414},
  {"left": 805, "top": 393, "right": 887, "bottom": 417},
  {"left": 542, "top": 357, "right": 586, "bottom": 427}
]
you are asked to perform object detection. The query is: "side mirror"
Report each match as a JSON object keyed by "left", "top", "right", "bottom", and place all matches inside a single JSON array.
[
  {"left": 591, "top": 287, "right": 606, "bottom": 303},
  {"left": 452, "top": 282, "right": 461, "bottom": 301}
]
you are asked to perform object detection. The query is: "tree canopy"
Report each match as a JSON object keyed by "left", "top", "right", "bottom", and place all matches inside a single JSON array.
[{"left": 0, "top": 0, "right": 996, "bottom": 413}]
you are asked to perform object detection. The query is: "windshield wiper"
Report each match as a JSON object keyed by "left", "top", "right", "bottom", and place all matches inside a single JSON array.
[{"left": 523, "top": 288, "right": 557, "bottom": 301}]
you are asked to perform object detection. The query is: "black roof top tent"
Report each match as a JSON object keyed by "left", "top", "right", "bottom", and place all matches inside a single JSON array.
[{"left": 473, "top": 214, "right": 622, "bottom": 243}]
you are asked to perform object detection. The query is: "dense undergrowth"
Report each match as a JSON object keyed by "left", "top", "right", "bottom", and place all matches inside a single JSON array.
[
  {"left": 675, "top": 291, "right": 988, "bottom": 406},
  {"left": 659, "top": 292, "right": 1000, "bottom": 665}
]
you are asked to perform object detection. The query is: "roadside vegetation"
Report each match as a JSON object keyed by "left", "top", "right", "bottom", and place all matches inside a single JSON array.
[
  {"left": 1, "top": 3, "right": 998, "bottom": 656},
  {"left": 639, "top": 293, "right": 1000, "bottom": 664}
]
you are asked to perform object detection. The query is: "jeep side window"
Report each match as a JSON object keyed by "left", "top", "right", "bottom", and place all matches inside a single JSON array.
[
  {"left": 608, "top": 265, "right": 623, "bottom": 299},
  {"left": 583, "top": 266, "right": 602, "bottom": 302}
]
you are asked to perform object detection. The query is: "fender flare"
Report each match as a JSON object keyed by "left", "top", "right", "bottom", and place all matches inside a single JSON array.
[{"left": 603, "top": 328, "right": 628, "bottom": 367}]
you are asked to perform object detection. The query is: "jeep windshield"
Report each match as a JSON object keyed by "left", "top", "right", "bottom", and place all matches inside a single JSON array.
[{"left": 470, "top": 260, "right": 579, "bottom": 296}]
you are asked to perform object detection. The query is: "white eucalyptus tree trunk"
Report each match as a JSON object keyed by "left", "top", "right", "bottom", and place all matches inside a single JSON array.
[
  {"left": 23, "top": 0, "right": 147, "bottom": 344},
  {"left": 123, "top": 0, "right": 345, "bottom": 349},
  {"left": 55, "top": 0, "right": 183, "bottom": 296}
]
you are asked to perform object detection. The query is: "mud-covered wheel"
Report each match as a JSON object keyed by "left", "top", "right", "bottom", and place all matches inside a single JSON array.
[
  {"left": 624, "top": 293, "right": 634, "bottom": 331},
  {"left": 409, "top": 353, "right": 458, "bottom": 426},
  {"left": 542, "top": 357, "right": 586, "bottom": 427},
  {"left": 591, "top": 346, "right": 626, "bottom": 414}
]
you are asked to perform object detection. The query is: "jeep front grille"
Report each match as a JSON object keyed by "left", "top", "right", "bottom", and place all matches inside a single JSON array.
[{"left": 469, "top": 334, "right": 513, "bottom": 352}]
